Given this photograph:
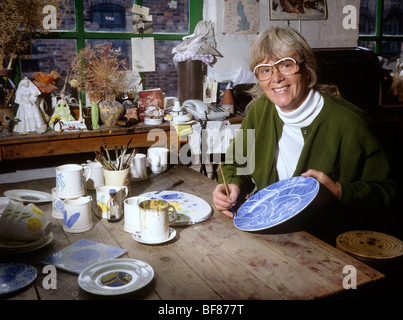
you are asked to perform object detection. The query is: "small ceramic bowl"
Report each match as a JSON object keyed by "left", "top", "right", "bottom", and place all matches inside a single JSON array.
[{"left": 0, "top": 202, "right": 51, "bottom": 241}]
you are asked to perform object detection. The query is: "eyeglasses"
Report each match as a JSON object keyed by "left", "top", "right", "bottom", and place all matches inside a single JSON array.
[{"left": 253, "top": 57, "right": 302, "bottom": 81}]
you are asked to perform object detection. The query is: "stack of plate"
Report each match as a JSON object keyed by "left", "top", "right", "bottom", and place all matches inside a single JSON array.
[
  {"left": 0, "top": 233, "right": 54, "bottom": 254},
  {"left": 0, "top": 192, "right": 53, "bottom": 254}
]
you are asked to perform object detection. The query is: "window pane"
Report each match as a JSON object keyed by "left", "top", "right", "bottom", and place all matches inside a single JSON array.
[
  {"left": 383, "top": 0, "right": 403, "bottom": 36},
  {"left": 142, "top": 0, "right": 189, "bottom": 33},
  {"left": 359, "top": 0, "right": 377, "bottom": 35},
  {"left": 84, "top": 39, "right": 133, "bottom": 70},
  {"left": 21, "top": 39, "right": 77, "bottom": 86},
  {"left": 83, "top": 0, "right": 134, "bottom": 32},
  {"left": 381, "top": 40, "right": 402, "bottom": 68},
  {"left": 57, "top": 0, "right": 76, "bottom": 31},
  {"left": 144, "top": 40, "right": 181, "bottom": 97}
]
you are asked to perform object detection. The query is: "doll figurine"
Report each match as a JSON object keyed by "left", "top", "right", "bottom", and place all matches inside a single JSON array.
[
  {"left": 49, "top": 93, "right": 76, "bottom": 128},
  {"left": 13, "top": 77, "right": 45, "bottom": 134}
]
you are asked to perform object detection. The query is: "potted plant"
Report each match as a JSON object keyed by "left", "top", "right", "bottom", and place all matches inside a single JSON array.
[
  {"left": 70, "top": 42, "right": 130, "bottom": 127},
  {"left": 0, "top": 0, "right": 61, "bottom": 74}
]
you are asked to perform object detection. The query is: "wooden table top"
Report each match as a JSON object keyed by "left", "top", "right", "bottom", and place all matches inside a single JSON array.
[{"left": 0, "top": 165, "right": 384, "bottom": 301}]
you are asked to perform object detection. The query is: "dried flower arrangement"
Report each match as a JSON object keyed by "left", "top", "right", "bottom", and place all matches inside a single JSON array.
[
  {"left": 70, "top": 43, "right": 128, "bottom": 102},
  {"left": 0, "top": 0, "right": 62, "bottom": 70}
]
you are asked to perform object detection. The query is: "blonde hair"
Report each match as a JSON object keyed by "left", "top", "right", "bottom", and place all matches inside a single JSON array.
[{"left": 248, "top": 26, "right": 338, "bottom": 99}]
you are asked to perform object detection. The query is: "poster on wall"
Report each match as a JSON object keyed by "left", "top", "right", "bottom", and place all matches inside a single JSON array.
[
  {"left": 270, "top": 0, "right": 328, "bottom": 20},
  {"left": 223, "top": 0, "right": 260, "bottom": 34}
]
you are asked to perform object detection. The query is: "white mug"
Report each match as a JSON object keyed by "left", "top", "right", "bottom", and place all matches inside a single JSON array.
[
  {"left": 51, "top": 187, "right": 65, "bottom": 219},
  {"left": 138, "top": 199, "right": 177, "bottom": 243},
  {"left": 123, "top": 196, "right": 150, "bottom": 233},
  {"left": 63, "top": 196, "right": 93, "bottom": 233},
  {"left": 96, "top": 185, "right": 128, "bottom": 219},
  {"left": 147, "top": 147, "right": 169, "bottom": 174},
  {"left": 127, "top": 153, "right": 148, "bottom": 181},
  {"left": 84, "top": 161, "right": 105, "bottom": 190},
  {"left": 56, "top": 164, "right": 92, "bottom": 198}
]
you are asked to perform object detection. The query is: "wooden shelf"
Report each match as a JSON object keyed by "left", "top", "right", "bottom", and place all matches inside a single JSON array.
[
  {"left": 0, "top": 122, "right": 175, "bottom": 161},
  {"left": 0, "top": 116, "right": 244, "bottom": 162}
]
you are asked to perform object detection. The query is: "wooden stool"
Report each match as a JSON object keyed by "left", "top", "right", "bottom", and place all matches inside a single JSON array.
[{"left": 336, "top": 230, "right": 403, "bottom": 262}]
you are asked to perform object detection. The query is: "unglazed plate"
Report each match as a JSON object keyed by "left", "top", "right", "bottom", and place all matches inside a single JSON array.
[
  {"left": 78, "top": 258, "right": 154, "bottom": 296},
  {"left": 234, "top": 176, "right": 319, "bottom": 231}
]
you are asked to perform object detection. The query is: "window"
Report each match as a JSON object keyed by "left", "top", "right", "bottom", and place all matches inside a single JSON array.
[
  {"left": 21, "top": 0, "right": 203, "bottom": 98},
  {"left": 358, "top": 0, "right": 402, "bottom": 70}
]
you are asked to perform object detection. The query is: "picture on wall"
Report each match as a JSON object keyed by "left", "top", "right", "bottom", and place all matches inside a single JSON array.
[{"left": 270, "top": 0, "right": 327, "bottom": 20}]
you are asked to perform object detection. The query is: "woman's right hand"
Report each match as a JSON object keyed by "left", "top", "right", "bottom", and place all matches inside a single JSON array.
[{"left": 212, "top": 183, "right": 240, "bottom": 218}]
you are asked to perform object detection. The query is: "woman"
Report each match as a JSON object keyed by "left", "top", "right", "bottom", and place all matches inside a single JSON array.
[{"left": 213, "top": 26, "right": 397, "bottom": 218}]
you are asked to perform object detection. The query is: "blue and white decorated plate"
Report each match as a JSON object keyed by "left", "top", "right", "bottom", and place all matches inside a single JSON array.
[
  {"left": 234, "top": 176, "right": 319, "bottom": 231},
  {"left": 0, "top": 263, "right": 37, "bottom": 295}
]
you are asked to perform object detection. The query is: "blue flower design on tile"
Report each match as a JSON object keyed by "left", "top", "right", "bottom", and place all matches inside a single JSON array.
[
  {"left": 40, "top": 239, "right": 127, "bottom": 274},
  {"left": 70, "top": 248, "right": 100, "bottom": 263}
]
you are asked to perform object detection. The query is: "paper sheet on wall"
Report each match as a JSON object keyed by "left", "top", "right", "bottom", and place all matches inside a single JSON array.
[
  {"left": 223, "top": 0, "right": 260, "bottom": 34},
  {"left": 131, "top": 37, "right": 155, "bottom": 72}
]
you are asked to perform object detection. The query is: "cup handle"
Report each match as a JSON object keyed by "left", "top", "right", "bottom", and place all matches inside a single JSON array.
[
  {"left": 86, "top": 195, "right": 92, "bottom": 202},
  {"left": 82, "top": 164, "right": 92, "bottom": 182},
  {"left": 122, "top": 186, "right": 129, "bottom": 198},
  {"left": 168, "top": 204, "right": 177, "bottom": 224}
]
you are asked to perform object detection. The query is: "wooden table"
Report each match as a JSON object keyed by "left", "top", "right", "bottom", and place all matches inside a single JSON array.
[{"left": 0, "top": 165, "right": 384, "bottom": 301}]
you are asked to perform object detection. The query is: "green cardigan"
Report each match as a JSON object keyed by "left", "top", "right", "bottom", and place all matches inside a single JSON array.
[{"left": 221, "top": 93, "right": 397, "bottom": 209}]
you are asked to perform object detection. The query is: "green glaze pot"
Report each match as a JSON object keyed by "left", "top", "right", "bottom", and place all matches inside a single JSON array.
[{"left": 98, "top": 99, "right": 124, "bottom": 127}]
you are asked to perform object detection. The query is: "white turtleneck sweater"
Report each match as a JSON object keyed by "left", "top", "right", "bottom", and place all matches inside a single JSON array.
[{"left": 275, "top": 89, "right": 324, "bottom": 180}]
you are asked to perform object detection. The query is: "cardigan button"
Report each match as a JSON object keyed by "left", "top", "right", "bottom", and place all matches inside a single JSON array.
[{"left": 303, "top": 129, "right": 307, "bottom": 134}]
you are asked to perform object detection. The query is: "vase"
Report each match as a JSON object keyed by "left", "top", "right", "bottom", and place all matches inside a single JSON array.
[
  {"left": 91, "top": 101, "right": 100, "bottom": 129},
  {"left": 98, "top": 98, "right": 124, "bottom": 127}
]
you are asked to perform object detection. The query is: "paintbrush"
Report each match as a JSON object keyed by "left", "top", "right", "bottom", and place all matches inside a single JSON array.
[
  {"left": 219, "top": 163, "right": 235, "bottom": 217},
  {"left": 155, "top": 180, "right": 184, "bottom": 194},
  {"left": 124, "top": 148, "right": 137, "bottom": 169}
]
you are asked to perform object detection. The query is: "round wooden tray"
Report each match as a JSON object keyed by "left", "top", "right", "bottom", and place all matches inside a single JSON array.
[{"left": 336, "top": 230, "right": 403, "bottom": 261}]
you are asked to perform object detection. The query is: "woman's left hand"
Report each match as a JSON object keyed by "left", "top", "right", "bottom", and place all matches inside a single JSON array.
[{"left": 301, "top": 169, "right": 342, "bottom": 205}]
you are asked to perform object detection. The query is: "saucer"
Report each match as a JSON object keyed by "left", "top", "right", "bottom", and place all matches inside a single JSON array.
[{"left": 132, "top": 228, "right": 176, "bottom": 245}]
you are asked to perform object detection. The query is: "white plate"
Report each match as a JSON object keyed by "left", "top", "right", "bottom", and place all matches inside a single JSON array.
[
  {"left": 78, "top": 258, "right": 154, "bottom": 296},
  {"left": 0, "top": 263, "right": 37, "bottom": 295},
  {"left": 138, "top": 191, "right": 212, "bottom": 225},
  {"left": 132, "top": 227, "right": 176, "bottom": 245},
  {"left": 4, "top": 189, "right": 52, "bottom": 203},
  {"left": 234, "top": 176, "right": 319, "bottom": 231},
  {"left": 0, "top": 233, "right": 53, "bottom": 254}
]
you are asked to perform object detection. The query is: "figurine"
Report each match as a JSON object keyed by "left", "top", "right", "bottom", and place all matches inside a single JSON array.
[
  {"left": 13, "top": 77, "right": 45, "bottom": 134},
  {"left": 49, "top": 93, "right": 76, "bottom": 128}
]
